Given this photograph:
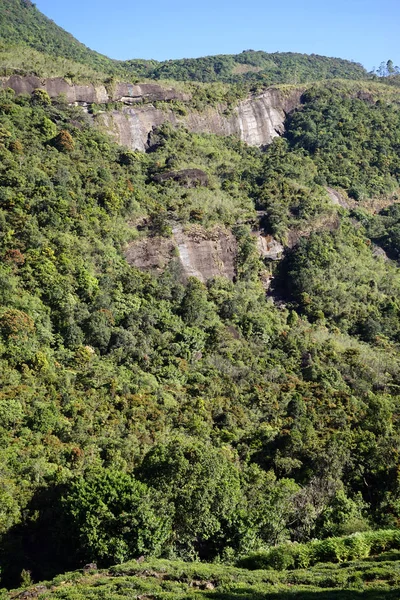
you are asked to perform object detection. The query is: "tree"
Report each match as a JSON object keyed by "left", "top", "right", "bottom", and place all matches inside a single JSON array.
[
  {"left": 62, "top": 469, "right": 171, "bottom": 564},
  {"left": 138, "top": 438, "right": 242, "bottom": 558}
]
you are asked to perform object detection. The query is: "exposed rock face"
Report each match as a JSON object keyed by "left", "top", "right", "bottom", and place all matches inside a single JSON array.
[
  {"left": 173, "top": 226, "right": 237, "bottom": 282},
  {"left": 125, "top": 225, "right": 287, "bottom": 283},
  {"left": 100, "top": 88, "right": 303, "bottom": 151},
  {"left": 113, "top": 82, "right": 190, "bottom": 103},
  {"left": 1, "top": 76, "right": 303, "bottom": 150},
  {"left": 125, "top": 226, "right": 237, "bottom": 282},
  {"left": 1, "top": 75, "right": 108, "bottom": 103},
  {"left": 326, "top": 187, "right": 350, "bottom": 209},
  {"left": 255, "top": 233, "right": 284, "bottom": 260},
  {"left": 0, "top": 76, "right": 189, "bottom": 104},
  {"left": 101, "top": 106, "right": 170, "bottom": 150},
  {"left": 124, "top": 236, "right": 176, "bottom": 272}
]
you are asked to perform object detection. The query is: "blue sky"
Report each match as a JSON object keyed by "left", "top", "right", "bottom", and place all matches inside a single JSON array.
[{"left": 35, "top": 0, "right": 399, "bottom": 71}]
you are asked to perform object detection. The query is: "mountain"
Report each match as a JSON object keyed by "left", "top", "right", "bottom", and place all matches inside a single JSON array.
[
  {"left": 0, "top": 0, "right": 368, "bottom": 84},
  {"left": 1, "top": 0, "right": 400, "bottom": 595},
  {"left": 0, "top": 0, "right": 117, "bottom": 72}
]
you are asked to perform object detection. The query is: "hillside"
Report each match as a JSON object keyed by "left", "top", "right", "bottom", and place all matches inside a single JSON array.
[
  {"left": 6, "top": 531, "right": 400, "bottom": 598},
  {"left": 0, "top": 0, "right": 368, "bottom": 85},
  {"left": 2, "top": 1, "right": 400, "bottom": 597},
  {"left": 0, "top": 0, "right": 117, "bottom": 74}
]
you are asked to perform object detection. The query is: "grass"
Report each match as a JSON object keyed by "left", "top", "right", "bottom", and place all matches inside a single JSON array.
[{"left": 5, "top": 552, "right": 400, "bottom": 599}]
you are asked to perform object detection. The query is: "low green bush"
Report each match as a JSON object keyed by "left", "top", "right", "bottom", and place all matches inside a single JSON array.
[{"left": 238, "top": 529, "right": 400, "bottom": 571}]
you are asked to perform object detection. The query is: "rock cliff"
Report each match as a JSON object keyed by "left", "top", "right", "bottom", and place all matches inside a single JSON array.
[
  {"left": 99, "top": 87, "right": 302, "bottom": 151},
  {"left": 0, "top": 76, "right": 189, "bottom": 104},
  {"left": 1, "top": 76, "right": 302, "bottom": 150},
  {"left": 125, "top": 226, "right": 237, "bottom": 283},
  {"left": 125, "top": 225, "right": 289, "bottom": 283}
]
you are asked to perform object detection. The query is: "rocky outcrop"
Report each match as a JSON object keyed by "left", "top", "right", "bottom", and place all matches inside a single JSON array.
[
  {"left": 124, "top": 236, "right": 176, "bottom": 272},
  {"left": 173, "top": 226, "right": 237, "bottom": 282},
  {"left": 255, "top": 234, "right": 284, "bottom": 260},
  {"left": 0, "top": 76, "right": 189, "bottom": 104},
  {"left": 99, "top": 88, "right": 303, "bottom": 151},
  {"left": 125, "top": 226, "right": 237, "bottom": 282},
  {"left": 124, "top": 225, "right": 288, "bottom": 283},
  {"left": 1, "top": 76, "right": 303, "bottom": 149},
  {"left": 326, "top": 187, "right": 350, "bottom": 209}
]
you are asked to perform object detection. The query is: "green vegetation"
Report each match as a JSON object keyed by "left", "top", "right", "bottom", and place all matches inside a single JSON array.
[
  {"left": 129, "top": 50, "right": 368, "bottom": 85},
  {"left": 0, "top": 43, "right": 108, "bottom": 83},
  {"left": 5, "top": 548, "right": 400, "bottom": 599},
  {"left": 0, "top": 0, "right": 368, "bottom": 87},
  {"left": 239, "top": 529, "right": 400, "bottom": 570},
  {"left": 2, "top": 2, "right": 400, "bottom": 597},
  {"left": 286, "top": 83, "right": 400, "bottom": 199},
  {"left": 1, "top": 78, "right": 400, "bottom": 588},
  {"left": 0, "top": 0, "right": 117, "bottom": 74}
]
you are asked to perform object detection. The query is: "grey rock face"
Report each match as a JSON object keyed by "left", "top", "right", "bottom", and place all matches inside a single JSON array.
[
  {"left": 0, "top": 77, "right": 188, "bottom": 104},
  {"left": 326, "top": 187, "right": 350, "bottom": 209},
  {"left": 1, "top": 75, "right": 109, "bottom": 103},
  {"left": 255, "top": 234, "right": 284, "bottom": 260},
  {"left": 124, "top": 236, "right": 176, "bottom": 272},
  {"left": 100, "top": 88, "right": 302, "bottom": 151},
  {"left": 113, "top": 82, "right": 190, "bottom": 103},
  {"left": 173, "top": 226, "right": 237, "bottom": 282},
  {"left": 1, "top": 76, "right": 302, "bottom": 149},
  {"left": 125, "top": 226, "right": 237, "bottom": 283}
]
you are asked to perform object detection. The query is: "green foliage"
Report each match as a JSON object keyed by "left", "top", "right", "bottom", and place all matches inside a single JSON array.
[
  {"left": 139, "top": 51, "right": 367, "bottom": 85},
  {"left": 1, "top": 55, "right": 400, "bottom": 588},
  {"left": 62, "top": 469, "right": 171, "bottom": 564},
  {"left": 239, "top": 529, "right": 400, "bottom": 571},
  {"left": 0, "top": 0, "right": 117, "bottom": 75},
  {"left": 138, "top": 438, "right": 242, "bottom": 559},
  {"left": 361, "top": 203, "right": 400, "bottom": 260},
  {"left": 51, "top": 129, "right": 75, "bottom": 152},
  {"left": 280, "top": 224, "right": 400, "bottom": 341},
  {"left": 286, "top": 84, "right": 400, "bottom": 197},
  {"left": 0, "top": 0, "right": 368, "bottom": 87},
  {"left": 6, "top": 553, "right": 400, "bottom": 599},
  {"left": 31, "top": 88, "right": 51, "bottom": 106}
]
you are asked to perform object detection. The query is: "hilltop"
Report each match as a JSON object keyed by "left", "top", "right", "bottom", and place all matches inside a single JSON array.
[{"left": 1, "top": 0, "right": 368, "bottom": 84}]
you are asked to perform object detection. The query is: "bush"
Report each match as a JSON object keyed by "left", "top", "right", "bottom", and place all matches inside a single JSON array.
[
  {"left": 237, "top": 529, "right": 400, "bottom": 571},
  {"left": 62, "top": 469, "right": 172, "bottom": 565},
  {"left": 51, "top": 129, "right": 75, "bottom": 152},
  {"left": 31, "top": 88, "right": 51, "bottom": 106}
]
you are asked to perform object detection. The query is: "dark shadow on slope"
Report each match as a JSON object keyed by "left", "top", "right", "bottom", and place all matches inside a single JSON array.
[{"left": 0, "top": 485, "right": 79, "bottom": 588}]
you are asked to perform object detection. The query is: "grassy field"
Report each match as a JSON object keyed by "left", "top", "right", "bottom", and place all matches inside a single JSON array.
[{"left": 6, "top": 552, "right": 400, "bottom": 599}]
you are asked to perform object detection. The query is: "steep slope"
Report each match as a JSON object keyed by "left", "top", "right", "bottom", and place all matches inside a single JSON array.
[
  {"left": 1, "top": 85, "right": 400, "bottom": 585},
  {"left": 0, "top": 0, "right": 116, "bottom": 73},
  {"left": 0, "top": 0, "right": 368, "bottom": 85},
  {"left": 3, "top": 0, "right": 400, "bottom": 590}
]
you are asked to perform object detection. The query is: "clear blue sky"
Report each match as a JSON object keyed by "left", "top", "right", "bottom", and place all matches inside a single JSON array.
[{"left": 34, "top": 0, "right": 399, "bottom": 71}]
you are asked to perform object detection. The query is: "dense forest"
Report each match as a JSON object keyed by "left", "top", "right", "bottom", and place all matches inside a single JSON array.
[{"left": 1, "top": 0, "right": 400, "bottom": 597}]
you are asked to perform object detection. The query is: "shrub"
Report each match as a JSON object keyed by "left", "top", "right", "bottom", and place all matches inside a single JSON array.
[
  {"left": 51, "top": 129, "right": 75, "bottom": 152},
  {"left": 31, "top": 88, "right": 51, "bottom": 106},
  {"left": 237, "top": 529, "right": 400, "bottom": 571},
  {"left": 62, "top": 469, "right": 172, "bottom": 565}
]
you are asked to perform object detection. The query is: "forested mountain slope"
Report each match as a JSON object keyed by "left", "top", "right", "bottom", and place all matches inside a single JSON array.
[
  {"left": 1, "top": 0, "right": 400, "bottom": 595},
  {"left": 1, "top": 79, "right": 400, "bottom": 587}
]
